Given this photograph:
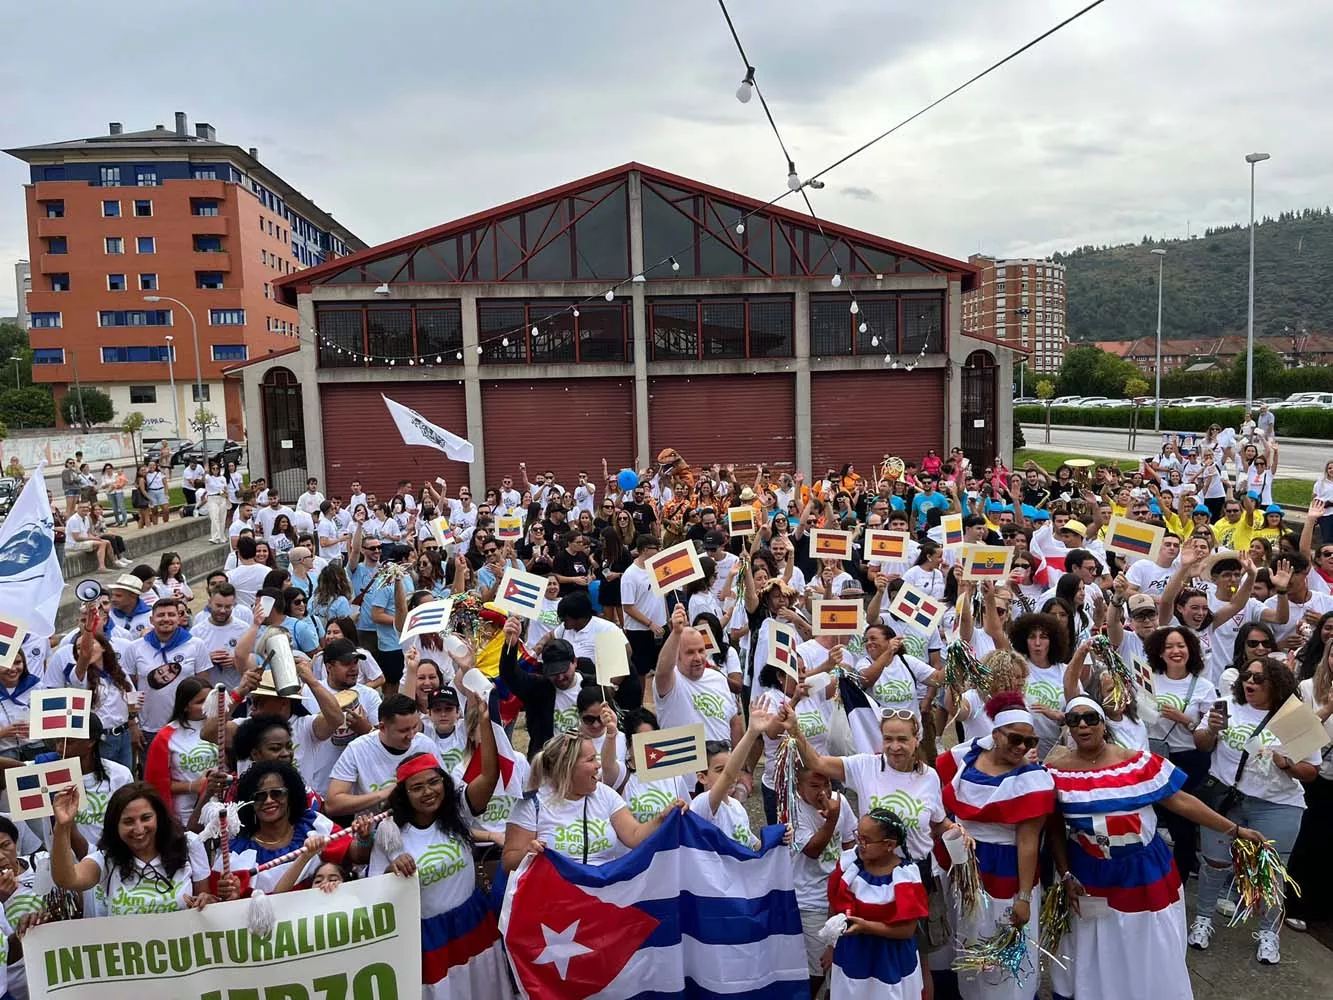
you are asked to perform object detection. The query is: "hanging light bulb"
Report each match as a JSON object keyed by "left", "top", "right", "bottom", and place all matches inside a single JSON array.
[
  {"left": 389, "top": 359, "right": 396, "bottom": 366},
  {"left": 735, "top": 219, "right": 745, "bottom": 235},
  {"left": 884, "top": 354, "right": 892, "bottom": 364},
  {"left": 891, "top": 361, "right": 899, "bottom": 369},
  {"left": 573, "top": 307, "right": 580, "bottom": 317},
  {"left": 408, "top": 358, "right": 415, "bottom": 366},
  {"left": 849, "top": 300, "right": 860, "bottom": 315},
  {"left": 871, "top": 335, "right": 880, "bottom": 347},
  {"left": 456, "top": 351, "right": 463, "bottom": 360},
  {"left": 831, "top": 268, "right": 843, "bottom": 288},
  {"left": 669, "top": 256, "right": 680, "bottom": 272},
  {"left": 735, "top": 68, "right": 755, "bottom": 103},
  {"left": 531, "top": 326, "right": 539, "bottom": 337},
  {"left": 501, "top": 337, "right": 510, "bottom": 347},
  {"left": 859, "top": 322, "right": 868, "bottom": 334},
  {"left": 605, "top": 289, "right": 615, "bottom": 301},
  {"left": 476, "top": 346, "right": 483, "bottom": 354},
  {"left": 632, "top": 273, "right": 645, "bottom": 283},
  {"left": 786, "top": 161, "right": 801, "bottom": 192},
  {"left": 435, "top": 355, "right": 442, "bottom": 364}
]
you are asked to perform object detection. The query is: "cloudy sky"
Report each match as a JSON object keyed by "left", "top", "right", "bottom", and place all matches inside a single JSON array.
[{"left": 2, "top": 0, "right": 1330, "bottom": 315}]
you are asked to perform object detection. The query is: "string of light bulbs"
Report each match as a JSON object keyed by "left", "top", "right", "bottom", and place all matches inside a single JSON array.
[{"left": 271, "top": 0, "right": 1109, "bottom": 365}]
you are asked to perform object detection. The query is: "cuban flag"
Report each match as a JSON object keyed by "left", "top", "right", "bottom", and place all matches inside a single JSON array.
[
  {"left": 500, "top": 809, "right": 806, "bottom": 999},
  {"left": 497, "top": 567, "right": 548, "bottom": 619},
  {"left": 827, "top": 852, "right": 929, "bottom": 999}
]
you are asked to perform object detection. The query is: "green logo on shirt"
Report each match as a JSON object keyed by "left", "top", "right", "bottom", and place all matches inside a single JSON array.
[
  {"left": 900, "top": 635, "right": 927, "bottom": 661},
  {"left": 109, "top": 877, "right": 185, "bottom": 916},
  {"left": 439, "top": 747, "right": 465, "bottom": 773},
  {"left": 869, "top": 790, "right": 927, "bottom": 830},
  {"left": 553, "top": 817, "right": 612, "bottom": 858},
  {"left": 4, "top": 890, "right": 42, "bottom": 923},
  {"left": 1156, "top": 693, "right": 1187, "bottom": 713},
  {"left": 732, "top": 823, "right": 757, "bottom": 849},
  {"left": 873, "top": 678, "right": 914, "bottom": 705},
  {"left": 554, "top": 706, "right": 579, "bottom": 732},
  {"left": 628, "top": 785, "right": 675, "bottom": 824},
  {"left": 178, "top": 742, "right": 220, "bottom": 774},
  {"left": 1221, "top": 723, "right": 1277, "bottom": 754},
  {"left": 691, "top": 690, "right": 727, "bottom": 720},
  {"left": 797, "top": 707, "right": 828, "bottom": 740},
  {"left": 1026, "top": 680, "right": 1062, "bottom": 712},
  {"left": 481, "top": 794, "right": 518, "bottom": 825},
  {"left": 416, "top": 839, "right": 468, "bottom": 887},
  {"left": 76, "top": 788, "right": 111, "bottom": 830}
]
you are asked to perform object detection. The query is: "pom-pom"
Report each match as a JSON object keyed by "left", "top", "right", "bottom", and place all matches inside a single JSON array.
[
  {"left": 817, "top": 912, "right": 849, "bottom": 945},
  {"left": 374, "top": 815, "right": 404, "bottom": 859},
  {"left": 948, "top": 842, "right": 988, "bottom": 919},
  {"left": 953, "top": 919, "right": 1032, "bottom": 984},
  {"left": 944, "top": 640, "right": 990, "bottom": 695},
  {"left": 199, "top": 801, "right": 223, "bottom": 840},
  {"left": 1229, "top": 837, "right": 1300, "bottom": 926},
  {"left": 1090, "top": 635, "right": 1134, "bottom": 712},
  {"left": 1040, "top": 879, "right": 1074, "bottom": 955},
  {"left": 247, "top": 889, "right": 276, "bottom": 937},
  {"left": 203, "top": 683, "right": 228, "bottom": 721}
]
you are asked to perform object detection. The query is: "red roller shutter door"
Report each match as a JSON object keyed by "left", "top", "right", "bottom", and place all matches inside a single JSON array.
[
  {"left": 649, "top": 374, "right": 795, "bottom": 471},
  {"left": 481, "top": 378, "right": 635, "bottom": 490},
  {"left": 320, "top": 381, "right": 469, "bottom": 499},
  {"left": 810, "top": 370, "right": 945, "bottom": 473}
]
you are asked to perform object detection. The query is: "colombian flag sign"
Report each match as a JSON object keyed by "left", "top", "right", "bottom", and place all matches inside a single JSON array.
[
  {"left": 810, "top": 528, "right": 854, "bottom": 560},
  {"left": 865, "top": 529, "right": 909, "bottom": 561},
  {"left": 647, "top": 541, "right": 704, "bottom": 595},
  {"left": 941, "top": 513, "right": 964, "bottom": 548},
  {"left": 961, "top": 544, "right": 1013, "bottom": 582},
  {"left": 1105, "top": 515, "right": 1164, "bottom": 561},
  {"left": 812, "top": 599, "right": 864, "bottom": 637}
]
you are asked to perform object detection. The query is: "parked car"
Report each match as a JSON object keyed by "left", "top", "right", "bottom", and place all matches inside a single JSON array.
[
  {"left": 1013, "top": 396, "right": 1039, "bottom": 405},
  {"left": 183, "top": 439, "right": 245, "bottom": 468},
  {"left": 1051, "top": 395, "right": 1085, "bottom": 407},
  {"left": 1168, "top": 395, "right": 1220, "bottom": 408},
  {"left": 1078, "top": 396, "right": 1112, "bottom": 407},
  {"left": 0, "top": 478, "right": 17, "bottom": 518},
  {"left": 1271, "top": 391, "right": 1333, "bottom": 410},
  {"left": 146, "top": 437, "right": 195, "bottom": 467}
]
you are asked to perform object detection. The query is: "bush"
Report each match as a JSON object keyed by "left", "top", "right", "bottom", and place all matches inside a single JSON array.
[
  {"left": 1013, "top": 422, "right": 1026, "bottom": 450},
  {"left": 1014, "top": 405, "right": 1333, "bottom": 438},
  {"left": 0, "top": 387, "right": 56, "bottom": 428}
]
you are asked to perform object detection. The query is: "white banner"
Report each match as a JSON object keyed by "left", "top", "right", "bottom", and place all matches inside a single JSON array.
[
  {"left": 24, "top": 874, "right": 420, "bottom": 1000},
  {"left": 0, "top": 462, "right": 64, "bottom": 640}
]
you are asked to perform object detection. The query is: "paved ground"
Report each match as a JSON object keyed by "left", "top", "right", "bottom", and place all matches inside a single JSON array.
[{"left": 1021, "top": 424, "right": 1330, "bottom": 482}]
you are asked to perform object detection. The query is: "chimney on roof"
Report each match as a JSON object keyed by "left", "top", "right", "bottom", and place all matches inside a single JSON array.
[
  {"left": 108, "top": 122, "right": 123, "bottom": 135},
  {"left": 175, "top": 111, "right": 188, "bottom": 137},
  {"left": 195, "top": 122, "right": 216, "bottom": 141},
  {"left": 248, "top": 147, "right": 258, "bottom": 160}
]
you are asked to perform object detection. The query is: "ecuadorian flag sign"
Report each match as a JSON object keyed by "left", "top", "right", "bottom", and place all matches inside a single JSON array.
[
  {"left": 1105, "top": 516, "right": 1164, "bottom": 561},
  {"left": 960, "top": 545, "right": 1012, "bottom": 582}
]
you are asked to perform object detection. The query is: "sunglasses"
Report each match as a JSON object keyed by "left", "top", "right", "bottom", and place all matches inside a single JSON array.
[
  {"left": 1244, "top": 638, "right": 1273, "bottom": 648},
  {"left": 1064, "top": 710, "right": 1102, "bottom": 728},
  {"left": 1003, "top": 731, "right": 1040, "bottom": 751},
  {"left": 363, "top": 545, "right": 382, "bottom": 552},
  {"left": 1243, "top": 671, "right": 1268, "bottom": 683},
  {"left": 580, "top": 713, "right": 605, "bottom": 727},
  {"left": 1130, "top": 609, "right": 1157, "bottom": 621},
  {"left": 252, "top": 787, "right": 289, "bottom": 803},
  {"left": 854, "top": 833, "right": 893, "bottom": 846},
  {"left": 880, "top": 708, "right": 915, "bottom": 723}
]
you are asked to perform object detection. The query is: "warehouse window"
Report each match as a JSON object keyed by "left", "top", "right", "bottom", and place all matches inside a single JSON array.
[{"left": 649, "top": 297, "right": 793, "bottom": 361}]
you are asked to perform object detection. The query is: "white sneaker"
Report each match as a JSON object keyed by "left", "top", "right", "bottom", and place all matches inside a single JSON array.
[
  {"left": 1255, "top": 930, "right": 1280, "bottom": 965},
  {"left": 115, "top": 558, "right": 131, "bottom": 568},
  {"left": 1284, "top": 917, "right": 1307, "bottom": 932},
  {"left": 1216, "top": 896, "right": 1237, "bottom": 919},
  {"left": 1188, "top": 916, "right": 1215, "bottom": 950}
]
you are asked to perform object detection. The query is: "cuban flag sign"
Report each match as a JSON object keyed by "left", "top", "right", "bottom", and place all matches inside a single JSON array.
[
  {"left": 399, "top": 597, "right": 455, "bottom": 645},
  {"left": 500, "top": 809, "right": 807, "bottom": 999}
]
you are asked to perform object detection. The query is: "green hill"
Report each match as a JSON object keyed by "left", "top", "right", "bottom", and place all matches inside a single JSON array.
[{"left": 1057, "top": 208, "right": 1333, "bottom": 342}]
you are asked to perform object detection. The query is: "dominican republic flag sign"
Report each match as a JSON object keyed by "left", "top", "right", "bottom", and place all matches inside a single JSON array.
[
  {"left": 766, "top": 621, "right": 800, "bottom": 680},
  {"left": 1068, "top": 813, "right": 1145, "bottom": 860},
  {"left": 496, "top": 566, "right": 548, "bottom": 620},
  {"left": 500, "top": 809, "right": 806, "bottom": 999},
  {"left": 631, "top": 723, "right": 706, "bottom": 782},
  {"left": 9, "top": 756, "right": 85, "bottom": 822},
  {"left": 398, "top": 597, "right": 454, "bottom": 645},
  {"left": 28, "top": 687, "right": 91, "bottom": 741},
  {"left": 0, "top": 614, "right": 24, "bottom": 671},
  {"left": 888, "top": 583, "right": 946, "bottom": 634}
]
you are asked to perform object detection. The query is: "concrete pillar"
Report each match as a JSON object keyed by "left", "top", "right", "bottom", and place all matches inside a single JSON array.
[
  {"left": 628, "top": 171, "right": 650, "bottom": 469},
  {"left": 296, "top": 297, "right": 325, "bottom": 484},
  {"left": 946, "top": 278, "right": 964, "bottom": 452},
  {"left": 794, "top": 287, "right": 811, "bottom": 477},
  {"left": 459, "top": 289, "right": 486, "bottom": 497}
]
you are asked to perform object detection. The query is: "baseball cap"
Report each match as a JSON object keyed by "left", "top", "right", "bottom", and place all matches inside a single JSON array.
[
  {"left": 1127, "top": 594, "right": 1157, "bottom": 616},
  {"left": 702, "top": 530, "right": 726, "bottom": 551},
  {"left": 324, "top": 638, "right": 365, "bottom": 663},
  {"left": 429, "top": 688, "right": 460, "bottom": 710},
  {"left": 541, "top": 638, "right": 576, "bottom": 677},
  {"left": 1192, "top": 504, "right": 1210, "bottom": 516},
  {"left": 108, "top": 574, "right": 143, "bottom": 594}
]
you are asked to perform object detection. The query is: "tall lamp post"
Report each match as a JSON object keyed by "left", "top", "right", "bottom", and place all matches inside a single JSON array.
[
  {"left": 8, "top": 356, "right": 21, "bottom": 389},
  {"left": 1151, "top": 248, "right": 1166, "bottom": 430},
  {"left": 163, "top": 335, "right": 181, "bottom": 438},
  {"left": 1244, "top": 152, "right": 1271, "bottom": 409},
  {"left": 143, "top": 295, "right": 206, "bottom": 458}
]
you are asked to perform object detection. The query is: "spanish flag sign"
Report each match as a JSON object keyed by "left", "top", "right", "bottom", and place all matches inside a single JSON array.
[
  {"left": 960, "top": 544, "right": 1013, "bottom": 582},
  {"left": 812, "top": 599, "right": 864, "bottom": 637},
  {"left": 810, "top": 528, "right": 854, "bottom": 560},
  {"left": 647, "top": 541, "right": 705, "bottom": 595},
  {"left": 727, "top": 506, "right": 757, "bottom": 536},
  {"left": 865, "top": 529, "right": 910, "bottom": 561},
  {"left": 496, "top": 514, "right": 523, "bottom": 541},
  {"left": 1105, "top": 515, "right": 1164, "bottom": 561},
  {"left": 941, "top": 513, "right": 964, "bottom": 548}
]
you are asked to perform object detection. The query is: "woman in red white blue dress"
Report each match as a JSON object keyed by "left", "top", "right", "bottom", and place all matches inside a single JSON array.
[
  {"left": 826, "top": 808, "right": 930, "bottom": 1000},
  {"left": 1044, "top": 696, "right": 1263, "bottom": 1000},
  {"left": 935, "top": 692, "right": 1054, "bottom": 1000}
]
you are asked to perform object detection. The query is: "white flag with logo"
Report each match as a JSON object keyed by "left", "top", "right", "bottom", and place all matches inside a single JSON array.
[
  {"left": 382, "top": 394, "right": 475, "bottom": 463},
  {"left": 0, "top": 462, "right": 64, "bottom": 640}
]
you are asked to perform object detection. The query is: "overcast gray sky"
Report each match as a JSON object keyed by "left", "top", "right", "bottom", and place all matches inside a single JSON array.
[{"left": 2, "top": 0, "right": 1329, "bottom": 316}]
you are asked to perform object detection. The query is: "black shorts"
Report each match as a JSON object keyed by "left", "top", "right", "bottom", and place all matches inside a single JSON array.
[{"left": 378, "top": 648, "right": 405, "bottom": 685}]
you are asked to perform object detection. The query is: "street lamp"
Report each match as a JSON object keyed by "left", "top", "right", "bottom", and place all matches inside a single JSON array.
[
  {"left": 163, "top": 335, "right": 181, "bottom": 438},
  {"left": 143, "top": 295, "right": 206, "bottom": 459},
  {"left": 1244, "top": 152, "right": 1271, "bottom": 410},
  {"left": 7, "top": 356, "right": 21, "bottom": 390},
  {"left": 1151, "top": 248, "right": 1166, "bottom": 430}
]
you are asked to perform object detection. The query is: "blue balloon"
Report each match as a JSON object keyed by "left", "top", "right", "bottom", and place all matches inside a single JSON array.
[{"left": 617, "top": 468, "right": 639, "bottom": 491}]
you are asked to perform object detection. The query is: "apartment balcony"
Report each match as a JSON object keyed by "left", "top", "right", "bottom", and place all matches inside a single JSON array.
[
  {"left": 38, "top": 253, "right": 70, "bottom": 273},
  {"left": 190, "top": 251, "right": 232, "bottom": 271},
  {"left": 36, "top": 218, "right": 66, "bottom": 238},
  {"left": 192, "top": 217, "right": 230, "bottom": 236}
]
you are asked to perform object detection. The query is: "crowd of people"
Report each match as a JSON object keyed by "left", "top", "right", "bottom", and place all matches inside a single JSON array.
[{"left": 0, "top": 420, "right": 1330, "bottom": 1000}]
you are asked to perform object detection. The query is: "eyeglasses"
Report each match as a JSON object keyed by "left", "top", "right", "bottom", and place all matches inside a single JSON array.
[
  {"left": 1244, "top": 638, "right": 1273, "bottom": 648},
  {"left": 580, "top": 713, "right": 605, "bottom": 727},
  {"left": 406, "top": 775, "right": 445, "bottom": 794},
  {"left": 1243, "top": 671, "right": 1268, "bottom": 684},
  {"left": 854, "top": 833, "right": 892, "bottom": 846},
  {"left": 1130, "top": 609, "right": 1158, "bottom": 621},
  {"left": 252, "top": 787, "right": 290, "bottom": 803},
  {"left": 1002, "top": 731, "right": 1040, "bottom": 751},
  {"left": 1064, "top": 710, "right": 1103, "bottom": 728}
]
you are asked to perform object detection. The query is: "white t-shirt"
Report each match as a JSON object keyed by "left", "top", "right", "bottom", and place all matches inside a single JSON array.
[
  {"left": 190, "top": 616, "right": 249, "bottom": 690},
  {"left": 621, "top": 772, "right": 691, "bottom": 824},
  {"left": 620, "top": 563, "right": 667, "bottom": 632},
  {"left": 317, "top": 516, "right": 346, "bottom": 559},
  {"left": 690, "top": 790, "right": 757, "bottom": 849},
  {"left": 1207, "top": 595, "right": 1265, "bottom": 682},
  {"left": 554, "top": 616, "right": 622, "bottom": 662},
  {"left": 903, "top": 565, "right": 945, "bottom": 599},
  {"left": 327, "top": 731, "right": 437, "bottom": 798},
  {"left": 66, "top": 512, "right": 93, "bottom": 542},
  {"left": 1266, "top": 592, "right": 1333, "bottom": 643},
  {"left": 859, "top": 652, "right": 932, "bottom": 720},
  {"left": 369, "top": 791, "right": 477, "bottom": 918},
  {"left": 572, "top": 484, "right": 596, "bottom": 516},
  {"left": 122, "top": 633, "right": 210, "bottom": 732},
  {"left": 87, "top": 832, "right": 209, "bottom": 915},
  {"left": 1024, "top": 661, "right": 1067, "bottom": 748},
  {"left": 41, "top": 638, "right": 133, "bottom": 728},
  {"left": 165, "top": 725, "right": 221, "bottom": 824},
  {"left": 510, "top": 783, "right": 629, "bottom": 864},
  {"left": 790, "top": 792, "right": 858, "bottom": 910},
  {"left": 1127, "top": 560, "right": 1173, "bottom": 596},
  {"left": 1149, "top": 672, "right": 1217, "bottom": 752},
  {"left": 1198, "top": 697, "right": 1321, "bottom": 807},
  {"left": 425, "top": 723, "right": 470, "bottom": 775},
  {"left": 840, "top": 755, "right": 944, "bottom": 862},
  {"left": 297, "top": 490, "right": 325, "bottom": 515},
  {"left": 226, "top": 563, "right": 271, "bottom": 608},
  {"left": 656, "top": 666, "right": 738, "bottom": 744}
]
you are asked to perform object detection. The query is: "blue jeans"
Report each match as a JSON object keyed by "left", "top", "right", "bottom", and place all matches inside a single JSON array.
[
  {"left": 100, "top": 726, "right": 133, "bottom": 772},
  {"left": 1195, "top": 792, "right": 1303, "bottom": 934},
  {"left": 108, "top": 491, "right": 127, "bottom": 525}
]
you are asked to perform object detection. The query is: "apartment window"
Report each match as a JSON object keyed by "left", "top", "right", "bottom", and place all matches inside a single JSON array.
[
  {"left": 42, "top": 166, "right": 65, "bottom": 182},
  {"left": 191, "top": 167, "right": 217, "bottom": 180},
  {"left": 107, "top": 274, "right": 126, "bottom": 291},
  {"left": 99, "top": 166, "right": 121, "bottom": 187},
  {"left": 32, "top": 348, "right": 65, "bottom": 365},
  {"left": 101, "top": 345, "right": 172, "bottom": 363},
  {"left": 105, "top": 237, "right": 124, "bottom": 255},
  {"left": 264, "top": 282, "right": 271, "bottom": 299},
  {"left": 134, "top": 199, "right": 152, "bottom": 217},
  {"left": 135, "top": 166, "right": 158, "bottom": 186},
  {"left": 42, "top": 200, "right": 64, "bottom": 218},
  {"left": 47, "top": 236, "right": 68, "bottom": 254},
  {"left": 212, "top": 344, "right": 248, "bottom": 363},
  {"left": 99, "top": 310, "right": 171, "bottom": 327},
  {"left": 192, "top": 200, "right": 220, "bottom": 216},
  {"left": 102, "top": 200, "right": 121, "bottom": 218},
  {"left": 129, "top": 385, "right": 157, "bottom": 404},
  {"left": 191, "top": 384, "right": 212, "bottom": 402},
  {"left": 209, "top": 309, "right": 245, "bottom": 326},
  {"left": 196, "top": 272, "right": 224, "bottom": 290},
  {"left": 139, "top": 273, "right": 158, "bottom": 291},
  {"left": 30, "top": 312, "right": 61, "bottom": 329},
  {"left": 258, "top": 216, "right": 264, "bottom": 231},
  {"left": 137, "top": 236, "right": 155, "bottom": 254},
  {"left": 49, "top": 274, "right": 70, "bottom": 292},
  {"left": 260, "top": 250, "right": 267, "bottom": 265},
  {"left": 194, "top": 236, "right": 223, "bottom": 253}
]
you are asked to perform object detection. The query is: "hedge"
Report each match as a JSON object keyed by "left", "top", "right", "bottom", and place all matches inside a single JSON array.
[{"left": 1014, "top": 405, "right": 1333, "bottom": 438}]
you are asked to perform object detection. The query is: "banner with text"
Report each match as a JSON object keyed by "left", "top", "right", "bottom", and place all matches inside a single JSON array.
[{"left": 25, "top": 873, "right": 420, "bottom": 1000}]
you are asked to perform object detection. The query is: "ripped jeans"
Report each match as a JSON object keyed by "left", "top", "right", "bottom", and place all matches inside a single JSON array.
[{"left": 1195, "top": 792, "right": 1303, "bottom": 934}]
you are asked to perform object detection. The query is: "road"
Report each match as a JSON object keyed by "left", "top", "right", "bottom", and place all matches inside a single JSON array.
[{"left": 1021, "top": 425, "right": 1331, "bottom": 481}]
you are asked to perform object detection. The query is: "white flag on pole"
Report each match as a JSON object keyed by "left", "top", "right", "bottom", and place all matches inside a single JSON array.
[
  {"left": 0, "top": 462, "right": 64, "bottom": 640},
  {"left": 381, "top": 395, "right": 475, "bottom": 463}
]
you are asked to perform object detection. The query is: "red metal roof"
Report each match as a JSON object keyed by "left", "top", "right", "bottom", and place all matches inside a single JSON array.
[
  {"left": 275, "top": 162, "right": 978, "bottom": 303},
  {"left": 961, "top": 329, "right": 1032, "bottom": 357},
  {"left": 220, "top": 344, "right": 302, "bottom": 375}
]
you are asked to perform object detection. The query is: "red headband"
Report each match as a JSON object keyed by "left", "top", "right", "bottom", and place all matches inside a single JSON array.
[{"left": 396, "top": 753, "right": 442, "bottom": 784}]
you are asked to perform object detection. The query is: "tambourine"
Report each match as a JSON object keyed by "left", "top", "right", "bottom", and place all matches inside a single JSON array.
[{"left": 880, "top": 456, "right": 905, "bottom": 482}]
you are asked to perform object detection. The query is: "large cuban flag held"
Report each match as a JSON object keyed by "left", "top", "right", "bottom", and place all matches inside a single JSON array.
[{"left": 499, "top": 808, "right": 807, "bottom": 999}]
